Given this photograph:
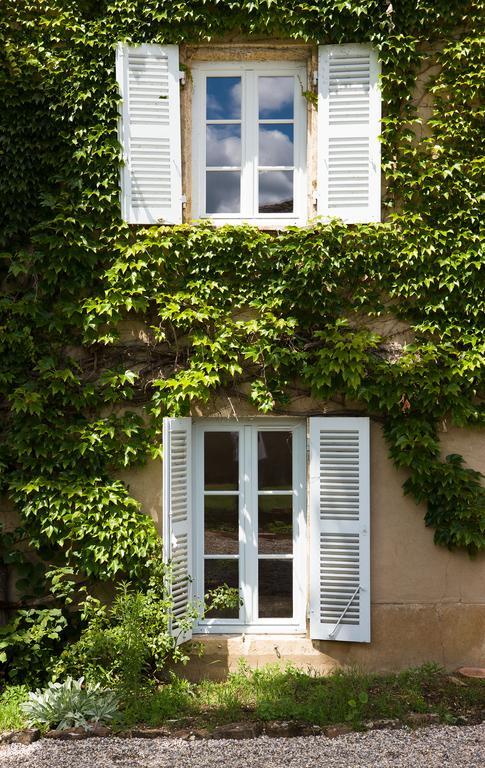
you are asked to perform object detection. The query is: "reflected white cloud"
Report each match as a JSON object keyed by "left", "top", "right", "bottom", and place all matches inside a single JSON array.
[
  {"left": 259, "top": 170, "right": 293, "bottom": 213},
  {"left": 206, "top": 125, "right": 241, "bottom": 167},
  {"left": 259, "top": 125, "right": 294, "bottom": 167},
  {"left": 258, "top": 76, "right": 294, "bottom": 119},
  {"left": 206, "top": 171, "right": 241, "bottom": 213}
]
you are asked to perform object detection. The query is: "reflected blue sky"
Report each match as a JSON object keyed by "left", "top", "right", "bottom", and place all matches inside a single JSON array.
[
  {"left": 207, "top": 77, "right": 241, "bottom": 120},
  {"left": 259, "top": 76, "right": 294, "bottom": 120}
]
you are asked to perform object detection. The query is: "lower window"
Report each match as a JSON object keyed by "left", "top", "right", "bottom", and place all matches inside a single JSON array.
[{"left": 193, "top": 420, "right": 307, "bottom": 633}]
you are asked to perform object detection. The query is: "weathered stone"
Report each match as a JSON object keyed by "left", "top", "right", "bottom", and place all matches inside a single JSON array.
[
  {"left": 130, "top": 727, "right": 171, "bottom": 739},
  {"left": 192, "top": 728, "right": 212, "bottom": 740},
  {"left": 300, "top": 724, "right": 323, "bottom": 736},
  {"left": 264, "top": 721, "right": 302, "bottom": 738},
  {"left": 45, "top": 728, "right": 89, "bottom": 741},
  {"left": 406, "top": 712, "right": 440, "bottom": 726},
  {"left": 10, "top": 729, "right": 40, "bottom": 745},
  {"left": 323, "top": 724, "right": 354, "bottom": 738},
  {"left": 212, "top": 721, "right": 262, "bottom": 740},
  {"left": 448, "top": 675, "right": 467, "bottom": 686},
  {"left": 171, "top": 728, "right": 191, "bottom": 739},
  {"left": 364, "top": 718, "right": 401, "bottom": 731},
  {"left": 87, "top": 725, "right": 112, "bottom": 737},
  {"left": 457, "top": 667, "right": 485, "bottom": 679},
  {"left": 0, "top": 731, "right": 14, "bottom": 745}
]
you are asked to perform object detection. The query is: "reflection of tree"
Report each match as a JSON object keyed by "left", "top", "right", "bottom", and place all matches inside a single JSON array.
[{"left": 259, "top": 199, "right": 293, "bottom": 213}]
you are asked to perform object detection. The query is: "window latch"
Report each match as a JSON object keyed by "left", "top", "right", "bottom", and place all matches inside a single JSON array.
[
  {"left": 178, "top": 70, "right": 186, "bottom": 86},
  {"left": 312, "top": 70, "right": 318, "bottom": 87}
]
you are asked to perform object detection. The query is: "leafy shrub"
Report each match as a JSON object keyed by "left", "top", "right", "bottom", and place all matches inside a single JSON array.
[
  {"left": 21, "top": 677, "right": 118, "bottom": 730},
  {"left": 0, "top": 685, "right": 29, "bottom": 731},
  {"left": 0, "top": 608, "right": 68, "bottom": 687}
]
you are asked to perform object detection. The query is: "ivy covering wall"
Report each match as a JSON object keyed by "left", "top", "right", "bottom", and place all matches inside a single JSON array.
[{"left": 0, "top": 0, "right": 484, "bottom": 616}]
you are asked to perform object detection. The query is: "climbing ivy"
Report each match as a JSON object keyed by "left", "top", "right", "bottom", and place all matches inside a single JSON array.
[{"left": 0, "top": 0, "right": 483, "bottom": 625}]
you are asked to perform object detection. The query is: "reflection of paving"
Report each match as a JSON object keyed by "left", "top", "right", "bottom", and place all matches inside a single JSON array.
[{"left": 205, "top": 531, "right": 292, "bottom": 555}]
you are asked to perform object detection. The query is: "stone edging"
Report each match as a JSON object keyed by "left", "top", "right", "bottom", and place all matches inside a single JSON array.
[{"left": 2, "top": 713, "right": 474, "bottom": 745}]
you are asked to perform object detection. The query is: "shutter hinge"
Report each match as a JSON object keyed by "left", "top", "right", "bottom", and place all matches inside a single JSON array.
[
  {"left": 181, "top": 194, "right": 187, "bottom": 206},
  {"left": 312, "top": 70, "right": 318, "bottom": 86},
  {"left": 178, "top": 70, "right": 186, "bottom": 85}
]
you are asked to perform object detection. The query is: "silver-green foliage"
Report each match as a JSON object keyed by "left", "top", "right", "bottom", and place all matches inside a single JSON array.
[{"left": 21, "top": 677, "right": 119, "bottom": 730}]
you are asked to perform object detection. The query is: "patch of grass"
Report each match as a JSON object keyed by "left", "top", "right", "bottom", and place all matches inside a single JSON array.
[
  {"left": 0, "top": 685, "right": 29, "bottom": 731},
  {"left": 116, "top": 662, "right": 485, "bottom": 730}
]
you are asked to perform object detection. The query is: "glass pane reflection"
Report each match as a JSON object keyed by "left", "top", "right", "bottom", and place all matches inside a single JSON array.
[
  {"left": 258, "top": 559, "right": 293, "bottom": 618},
  {"left": 258, "top": 431, "right": 292, "bottom": 490},
  {"left": 206, "top": 124, "right": 241, "bottom": 167},
  {"left": 258, "top": 496, "right": 292, "bottom": 554},
  {"left": 206, "top": 171, "right": 241, "bottom": 214},
  {"left": 205, "top": 495, "right": 239, "bottom": 555},
  {"left": 258, "top": 171, "right": 293, "bottom": 214},
  {"left": 205, "top": 559, "right": 239, "bottom": 618},
  {"left": 258, "top": 76, "right": 294, "bottom": 119},
  {"left": 207, "top": 77, "right": 241, "bottom": 120},
  {"left": 259, "top": 124, "right": 294, "bottom": 167},
  {"left": 204, "top": 431, "right": 239, "bottom": 489}
]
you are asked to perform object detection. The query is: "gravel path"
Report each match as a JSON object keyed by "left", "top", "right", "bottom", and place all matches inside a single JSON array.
[{"left": 1, "top": 725, "right": 484, "bottom": 768}]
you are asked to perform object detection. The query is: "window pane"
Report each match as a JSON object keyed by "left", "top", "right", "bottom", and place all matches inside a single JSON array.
[
  {"left": 258, "top": 496, "right": 292, "bottom": 554},
  {"left": 205, "top": 559, "right": 239, "bottom": 618},
  {"left": 206, "top": 124, "right": 241, "bottom": 167},
  {"left": 207, "top": 77, "right": 241, "bottom": 120},
  {"left": 206, "top": 171, "right": 241, "bottom": 214},
  {"left": 204, "top": 431, "right": 239, "bottom": 490},
  {"left": 258, "top": 171, "right": 293, "bottom": 214},
  {"left": 258, "top": 76, "right": 294, "bottom": 119},
  {"left": 258, "top": 559, "right": 293, "bottom": 618},
  {"left": 205, "top": 495, "right": 239, "bottom": 555},
  {"left": 258, "top": 431, "right": 292, "bottom": 490},
  {"left": 259, "top": 125, "right": 294, "bottom": 167}
]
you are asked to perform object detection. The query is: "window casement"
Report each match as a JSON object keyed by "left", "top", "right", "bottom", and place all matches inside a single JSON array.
[
  {"left": 191, "top": 62, "right": 308, "bottom": 228},
  {"left": 117, "top": 43, "right": 381, "bottom": 227},
  {"left": 193, "top": 420, "right": 307, "bottom": 633},
  {"left": 163, "top": 416, "right": 371, "bottom": 643}
]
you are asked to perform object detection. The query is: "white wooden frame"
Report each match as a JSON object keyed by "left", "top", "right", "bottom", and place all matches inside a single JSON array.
[
  {"left": 191, "top": 61, "right": 308, "bottom": 228},
  {"left": 193, "top": 419, "right": 307, "bottom": 634}
]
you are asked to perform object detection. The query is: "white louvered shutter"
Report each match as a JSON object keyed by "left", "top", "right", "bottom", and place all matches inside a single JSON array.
[
  {"left": 162, "top": 417, "right": 193, "bottom": 643},
  {"left": 116, "top": 43, "right": 182, "bottom": 224},
  {"left": 309, "top": 417, "right": 370, "bottom": 642},
  {"left": 317, "top": 44, "right": 381, "bottom": 223}
]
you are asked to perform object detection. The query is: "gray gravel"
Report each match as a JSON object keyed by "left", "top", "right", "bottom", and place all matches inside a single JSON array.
[{"left": 1, "top": 725, "right": 484, "bottom": 768}]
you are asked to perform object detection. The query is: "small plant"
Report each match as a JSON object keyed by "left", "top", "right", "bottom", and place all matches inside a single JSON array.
[
  {"left": 0, "top": 685, "right": 29, "bottom": 731},
  {"left": 21, "top": 677, "right": 119, "bottom": 730},
  {"left": 346, "top": 690, "right": 369, "bottom": 722}
]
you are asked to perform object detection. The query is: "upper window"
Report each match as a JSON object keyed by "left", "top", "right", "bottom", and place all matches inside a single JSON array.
[{"left": 191, "top": 62, "right": 308, "bottom": 227}]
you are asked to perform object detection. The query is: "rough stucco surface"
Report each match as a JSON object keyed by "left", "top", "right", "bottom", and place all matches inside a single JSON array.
[{"left": 120, "top": 406, "right": 485, "bottom": 677}]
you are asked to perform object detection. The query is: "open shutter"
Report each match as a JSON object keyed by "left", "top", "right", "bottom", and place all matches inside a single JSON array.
[
  {"left": 163, "top": 417, "right": 192, "bottom": 643},
  {"left": 309, "top": 417, "right": 370, "bottom": 642},
  {"left": 317, "top": 44, "right": 381, "bottom": 223},
  {"left": 116, "top": 43, "right": 182, "bottom": 224}
]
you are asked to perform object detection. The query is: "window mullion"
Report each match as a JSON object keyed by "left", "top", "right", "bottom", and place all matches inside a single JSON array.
[{"left": 241, "top": 69, "right": 256, "bottom": 219}]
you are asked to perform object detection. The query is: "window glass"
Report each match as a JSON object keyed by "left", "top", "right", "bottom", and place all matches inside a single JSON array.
[
  {"left": 259, "top": 125, "right": 294, "bottom": 167},
  {"left": 258, "top": 431, "right": 292, "bottom": 490},
  {"left": 258, "top": 496, "right": 293, "bottom": 555},
  {"left": 258, "top": 560, "right": 293, "bottom": 618},
  {"left": 205, "top": 559, "right": 239, "bottom": 618},
  {"left": 206, "top": 124, "right": 241, "bottom": 167},
  {"left": 204, "top": 431, "right": 239, "bottom": 490},
  {"left": 205, "top": 495, "right": 239, "bottom": 555},
  {"left": 206, "top": 171, "right": 241, "bottom": 214},
  {"left": 206, "top": 77, "right": 241, "bottom": 120},
  {"left": 258, "top": 171, "right": 293, "bottom": 213},
  {"left": 258, "top": 76, "right": 294, "bottom": 120}
]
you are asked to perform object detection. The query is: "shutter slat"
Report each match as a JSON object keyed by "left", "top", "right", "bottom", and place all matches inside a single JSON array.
[
  {"left": 310, "top": 417, "right": 370, "bottom": 642},
  {"left": 318, "top": 44, "right": 381, "bottom": 223},
  {"left": 116, "top": 43, "right": 182, "bottom": 224},
  {"left": 163, "top": 417, "right": 193, "bottom": 644}
]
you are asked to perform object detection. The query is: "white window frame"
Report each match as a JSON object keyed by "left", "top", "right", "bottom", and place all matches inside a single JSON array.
[
  {"left": 193, "top": 419, "right": 307, "bottom": 634},
  {"left": 191, "top": 61, "right": 308, "bottom": 228}
]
